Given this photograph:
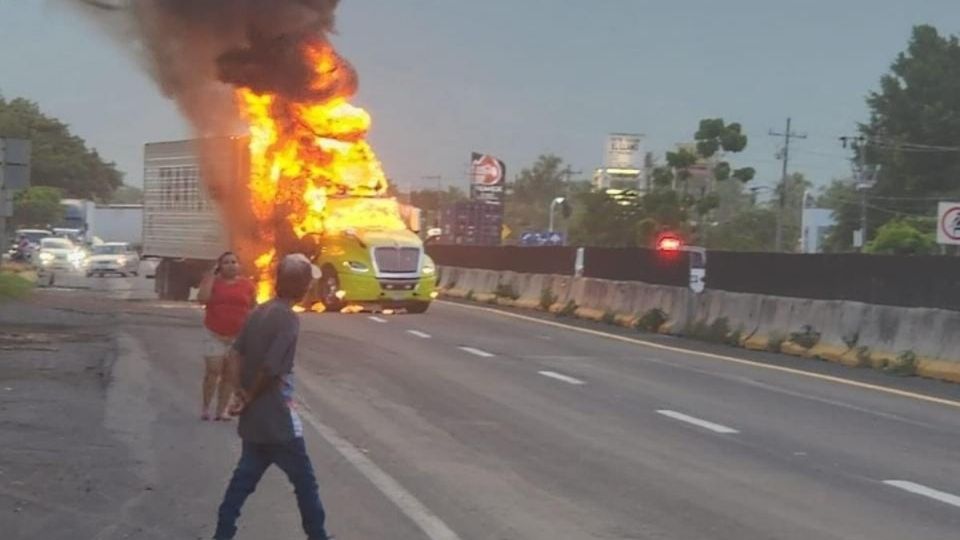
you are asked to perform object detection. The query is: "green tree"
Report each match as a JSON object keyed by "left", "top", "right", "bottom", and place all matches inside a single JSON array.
[
  {"left": 842, "top": 25, "right": 960, "bottom": 244},
  {"left": 704, "top": 207, "right": 778, "bottom": 251},
  {"left": 818, "top": 179, "right": 861, "bottom": 252},
  {"left": 864, "top": 219, "right": 937, "bottom": 255},
  {"left": 12, "top": 186, "right": 63, "bottom": 229},
  {"left": 0, "top": 96, "right": 123, "bottom": 200},
  {"left": 504, "top": 154, "right": 568, "bottom": 235},
  {"left": 110, "top": 184, "right": 144, "bottom": 204},
  {"left": 567, "top": 190, "right": 645, "bottom": 247}
]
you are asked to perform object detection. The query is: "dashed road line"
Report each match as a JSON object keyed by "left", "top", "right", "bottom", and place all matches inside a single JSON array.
[
  {"left": 538, "top": 370, "right": 586, "bottom": 385},
  {"left": 368, "top": 316, "right": 388, "bottom": 323},
  {"left": 656, "top": 409, "right": 740, "bottom": 434},
  {"left": 883, "top": 480, "right": 960, "bottom": 509},
  {"left": 440, "top": 301, "right": 960, "bottom": 411},
  {"left": 406, "top": 330, "right": 432, "bottom": 339},
  {"left": 459, "top": 346, "right": 494, "bottom": 358}
]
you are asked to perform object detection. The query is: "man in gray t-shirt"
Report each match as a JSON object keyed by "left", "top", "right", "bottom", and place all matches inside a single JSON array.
[{"left": 213, "top": 254, "right": 330, "bottom": 540}]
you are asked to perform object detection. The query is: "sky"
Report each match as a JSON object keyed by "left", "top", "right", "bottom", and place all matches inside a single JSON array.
[{"left": 1, "top": 0, "right": 959, "bottom": 194}]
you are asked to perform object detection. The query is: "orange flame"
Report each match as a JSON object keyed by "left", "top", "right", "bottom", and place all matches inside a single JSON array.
[{"left": 236, "top": 40, "right": 399, "bottom": 303}]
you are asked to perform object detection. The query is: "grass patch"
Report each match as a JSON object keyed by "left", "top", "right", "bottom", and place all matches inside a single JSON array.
[
  {"left": 601, "top": 310, "right": 617, "bottom": 325},
  {"left": 0, "top": 272, "right": 33, "bottom": 301},
  {"left": 465, "top": 289, "right": 475, "bottom": 301},
  {"left": 636, "top": 308, "right": 668, "bottom": 333}
]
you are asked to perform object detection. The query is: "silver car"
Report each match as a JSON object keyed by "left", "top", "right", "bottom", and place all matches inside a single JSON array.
[{"left": 84, "top": 242, "right": 140, "bottom": 277}]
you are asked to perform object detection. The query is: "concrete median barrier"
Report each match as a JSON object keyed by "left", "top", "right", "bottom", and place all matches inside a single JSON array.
[{"left": 438, "top": 265, "right": 960, "bottom": 384}]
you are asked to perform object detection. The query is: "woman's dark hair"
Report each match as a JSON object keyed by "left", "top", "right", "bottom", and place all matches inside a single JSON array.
[{"left": 215, "top": 251, "right": 237, "bottom": 274}]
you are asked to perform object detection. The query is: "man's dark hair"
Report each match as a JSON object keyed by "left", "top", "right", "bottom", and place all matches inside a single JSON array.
[{"left": 275, "top": 254, "right": 314, "bottom": 300}]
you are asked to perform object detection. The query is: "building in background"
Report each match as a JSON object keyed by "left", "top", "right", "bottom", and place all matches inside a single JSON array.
[
  {"left": 593, "top": 133, "right": 646, "bottom": 191},
  {"left": 801, "top": 207, "right": 836, "bottom": 253}
]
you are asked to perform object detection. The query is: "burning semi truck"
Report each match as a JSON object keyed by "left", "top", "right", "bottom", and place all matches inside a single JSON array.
[
  {"left": 143, "top": 137, "right": 438, "bottom": 312},
  {"left": 138, "top": 31, "right": 440, "bottom": 313}
]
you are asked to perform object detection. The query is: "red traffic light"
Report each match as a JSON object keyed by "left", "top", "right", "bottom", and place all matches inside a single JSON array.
[{"left": 656, "top": 234, "right": 682, "bottom": 251}]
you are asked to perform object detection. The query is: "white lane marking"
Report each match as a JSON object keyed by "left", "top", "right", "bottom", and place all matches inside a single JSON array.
[
  {"left": 296, "top": 402, "right": 463, "bottom": 540},
  {"left": 459, "top": 346, "right": 494, "bottom": 358},
  {"left": 439, "top": 301, "right": 960, "bottom": 411},
  {"left": 883, "top": 480, "right": 960, "bottom": 509},
  {"left": 407, "top": 330, "right": 432, "bottom": 339},
  {"left": 656, "top": 410, "right": 740, "bottom": 434},
  {"left": 368, "top": 316, "right": 388, "bottom": 323},
  {"left": 538, "top": 370, "right": 586, "bottom": 385}
]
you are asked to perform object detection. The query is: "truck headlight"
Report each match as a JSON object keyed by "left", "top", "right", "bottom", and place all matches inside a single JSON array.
[
  {"left": 342, "top": 260, "right": 369, "bottom": 273},
  {"left": 422, "top": 265, "right": 436, "bottom": 275},
  {"left": 117, "top": 256, "right": 127, "bottom": 265},
  {"left": 38, "top": 252, "right": 54, "bottom": 264}
]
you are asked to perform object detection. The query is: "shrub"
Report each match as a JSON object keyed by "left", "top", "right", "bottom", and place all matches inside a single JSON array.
[
  {"left": 886, "top": 350, "right": 918, "bottom": 376},
  {"left": 789, "top": 325, "right": 821, "bottom": 349},
  {"left": 495, "top": 282, "right": 519, "bottom": 300},
  {"left": 557, "top": 300, "right": 577, "bottom": 318},
  {"left": 601, "top": 310, "right": 617, "bottom": 325},
  {"left": 707, "top": 317, "right": 732, "bottom": 343},
  {"left": 726, "top": 326, "right": 744, "bottom": 347},
  {"left": 855, "top": 346, "right": 872, "bottom": 368},
  {"left": 767, "top": 332, "right": 786, "bottom": 352},
  {"left": 842, "top": 331, "right": 859, "bottom": 350},
  {"left": 539, "top": 288, "right": 558, "bottom": 310},
  {"left": 465, "top": 289, "right": 475, "bottom": 301},
  {"left": 636, "top": 308, "right": 668, "bottom": 333}
]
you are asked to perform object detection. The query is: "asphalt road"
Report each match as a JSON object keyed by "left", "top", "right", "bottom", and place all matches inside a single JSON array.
[{"left": 4, "top": 274, "right": 960, "bottom": 539}]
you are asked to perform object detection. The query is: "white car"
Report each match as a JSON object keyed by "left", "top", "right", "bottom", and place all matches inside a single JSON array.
[
  {"left": 34, "top": 237, "right": 84, "bottom": 286},
  {"left": 84, "top": 242, "right": 140, "bottom": 277}
]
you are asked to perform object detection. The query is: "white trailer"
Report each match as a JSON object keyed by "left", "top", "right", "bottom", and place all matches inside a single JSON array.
[{"left": 142, "top": 138, "right": 241, "bottom": 300}]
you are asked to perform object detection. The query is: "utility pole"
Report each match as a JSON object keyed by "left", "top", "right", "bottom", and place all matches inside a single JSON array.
[
  {"left": 769, "top": 118, "right": 807, "bottom": 251},
  {"left": 840, "top": 135, "right": 871, "bottom": 251}
]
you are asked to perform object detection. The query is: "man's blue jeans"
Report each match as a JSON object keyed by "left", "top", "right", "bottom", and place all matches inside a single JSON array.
[{"left": 214, "top": 437, "right": 328, "bottom": 539}]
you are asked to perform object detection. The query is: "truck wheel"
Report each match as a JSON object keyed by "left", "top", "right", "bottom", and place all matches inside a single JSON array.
[
  {"left": 406, "top": 301, "right": 430, "bottom": 314},
  {"left": 319, "top": 266, "right": 344, "bottom": 312}
]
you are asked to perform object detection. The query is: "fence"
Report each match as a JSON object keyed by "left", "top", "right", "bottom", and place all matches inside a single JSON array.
[{"left": 427, "top": 245, "right": 960, "bottom": 310}]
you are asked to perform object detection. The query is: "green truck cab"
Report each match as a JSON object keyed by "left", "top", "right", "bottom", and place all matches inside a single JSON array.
[{"left": 310, "top": 227, "right": 438, "bottom": 313}]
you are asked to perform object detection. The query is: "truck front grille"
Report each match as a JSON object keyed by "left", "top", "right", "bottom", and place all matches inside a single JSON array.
[{"left": 374, "top": 247, "right": 420, "bottom": 274}]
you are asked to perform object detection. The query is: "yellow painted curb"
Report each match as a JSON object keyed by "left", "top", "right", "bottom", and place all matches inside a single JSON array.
[
  {"left": 743, "top": 335, "right": 771, "bottom": 351},
  {"left": 574, "top": 307, "right": 605, "bottom": 322},
  {"left": 917, "top": 358, "right": 960, "bottom": 383}
]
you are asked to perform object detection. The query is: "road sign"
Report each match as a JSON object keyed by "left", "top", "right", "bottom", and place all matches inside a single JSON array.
[
  {"left": 937, "top": 202, "right": 960, "bottom": 245},
  {"left": 519, "top": 231, "right": 565, "bottom": 247},
  {"left": 0, "top": 138, "right": 31, "bottom": 190}
]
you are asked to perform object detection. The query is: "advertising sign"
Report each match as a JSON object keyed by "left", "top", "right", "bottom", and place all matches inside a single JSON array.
[
  {"left": 470, "top": 152, "right": 506, "bottom": 205},
  {"left": 604, "top": 133, "right": 643, "bottom": 169}
]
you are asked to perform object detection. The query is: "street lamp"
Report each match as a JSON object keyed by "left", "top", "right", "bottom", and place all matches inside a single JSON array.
[{"left": 548, "top": 197, "right": 566, "bottom": 232}]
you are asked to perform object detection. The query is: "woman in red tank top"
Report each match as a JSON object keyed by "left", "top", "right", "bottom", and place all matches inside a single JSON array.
[{"left": 197, "top": 251, "right": 256, "bottom": 421}]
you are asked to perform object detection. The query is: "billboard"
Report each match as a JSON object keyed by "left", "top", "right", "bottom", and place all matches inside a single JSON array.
[
  {"left": 470, "top": 152, "right": 506, "bottom": 205},
  {"left": 604, "top": 133, "right": 643, "bottom": 169}
]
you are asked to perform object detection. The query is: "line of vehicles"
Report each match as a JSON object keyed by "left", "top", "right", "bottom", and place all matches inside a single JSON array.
[
  {"left": 8, "top": 228, "right": 145, "bottom": 286},
  {"left": 7, "top": 137, "right": 440, "bottom": 314}
]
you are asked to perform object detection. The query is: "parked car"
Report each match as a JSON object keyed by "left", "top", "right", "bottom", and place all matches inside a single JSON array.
[
  {"left": 34, "top": 237, "right": 84, "bottom": 286},
  {"left": 83, "top": 242, "right": 140, "bottom": 277}
]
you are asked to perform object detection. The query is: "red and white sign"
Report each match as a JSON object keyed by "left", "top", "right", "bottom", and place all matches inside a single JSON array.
[
  {"left": 937, "top": 202, "right": 960, "bottom": 245},
  {"left": 471, "top": 154, "right": 504, "bottom": 186}
]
